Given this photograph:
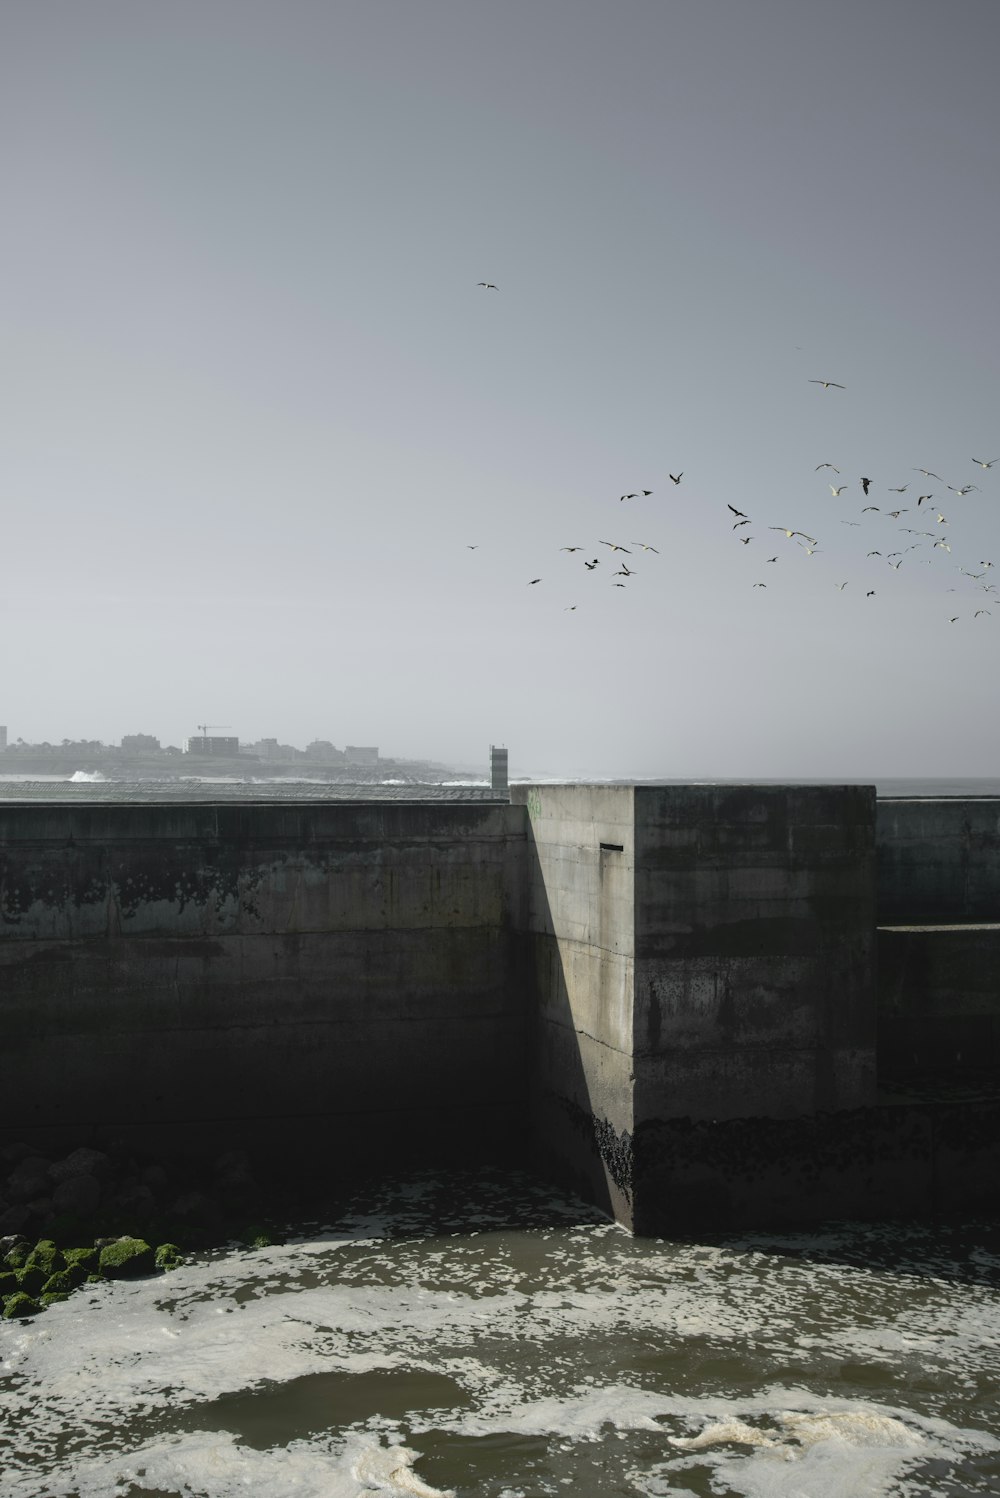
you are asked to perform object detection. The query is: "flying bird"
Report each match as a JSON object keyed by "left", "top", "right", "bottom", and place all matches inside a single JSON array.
[
  {"left": 739, "top": 536, "right": 753, "bottom": 544},
  {"left": 631, "top": 542, "right": 660, "bottom": 552},
  {"left": 728, "top": 505, "right": 748, "bottom": 518},
  {"left": 770, "top": 527, "right": 816, "bottom": 542},
  {"left": 560, "top": 546, "right": 584, "bottom": 552},
  {"left": 972, "top": 458, "right": 998, "bottom": 469},
  {"left": 867, "top": 551, "right": 882, "bottom": 557},
  {"left": 466, "top": 545, "right": 479, "bottom": 550},
  {"left": 641, "top": 489, "right": 654, "bottom": 495},
  {"left": 619, "top": 493, "right": 640, "bottom": 501},
  {"left": 936, "top": 513, "right": 948, "bottom": 524},
  {"left": 866, "top": 591, "right": 876, "bottom": 597},
  {"left": 815, "top": 463, "right": 840, "bottom": 472},
  {"left": 477, "top": 282, "right": 499, "bottom": 289},
  {"left": 810, "top": 380, "right": 846, "bottom": 389},
  {"left": 914, "top": 469, "right": 943, "bottom": 480},
  {"left": 830, "top": 485, "right": 847, "bottom": 497},
  {"left": 669, "top": 473, "right": 683, "bottom": 485},
  {"left": 950, "top": 616, "right": 960, "bottom": 623},
  {"left": 861, "top": 477, "right": 872, "bottom": 495},
  {"left": 564, "top": 606, "right": 577, "bottom": 611},
  {"left": 888, "top": 485, "right": 909, "bottom": 493},
  {"left": 733, "top": 519, "right": 750, "bottom": 529},
  {"left": 613, "top": 566, "right": 634, "bottom": 577},
  {"left": 948, "top": 484, "right": 978, "bottom": 496},
  {"left": 600, "top": 541, "right": 632, "bottom": 552},
  {"left": 917, "top": 495, "right": 933, "bottom": 506},
  {"left": 862, "top": 506, "right": 880, "bottom": 513},
  {"left": 975, "top": 610, "right": 992, "bottom": 617},
  {"left": 527, "top": 578, "right": 541, "bottom": 585},
  {"left": 583, "top": 560, "right": 599, "bottom": 570},
  {"left": 766, "top": 556, "right": 779, "bottom": 562},
  {"left": 752, "top": 583, "right": 767, "bottom": 588},
  {"left": 835, "top": 582, "right": 848, "bottom": 590},
  {"left": 887, "top": 510, "right": 908, "bottom": 519},
  {"left": 841, "top": 521, "right": 861, "bottom": 527}
]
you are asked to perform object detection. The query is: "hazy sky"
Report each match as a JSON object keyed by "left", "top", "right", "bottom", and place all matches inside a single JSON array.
[{"left": 3, "top": 0, "right": 999, "bottom": 776}]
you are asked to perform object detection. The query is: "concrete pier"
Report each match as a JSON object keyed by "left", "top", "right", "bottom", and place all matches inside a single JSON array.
[{"left": 1, "top": 787, "right": 998, "bottom": 1226}]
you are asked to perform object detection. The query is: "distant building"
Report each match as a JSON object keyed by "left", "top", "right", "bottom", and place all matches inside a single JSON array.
[
  {"left": 183, "top": 736, "right": 240, "bottom": 756},
  {"left": 121, "top": 733, "right": 161, "bottom": 752},
  {"left": 0, "top": 725, "right": 6, "bottom": 751},
  {"left": 345, "top": 745, "right": 379, "bottom": 765},
  {"left": 490, "top": 745, "right": 509, "bottom": 796},
  {"left": 305, "top": 740, "right": 346, "bottom": 761}
]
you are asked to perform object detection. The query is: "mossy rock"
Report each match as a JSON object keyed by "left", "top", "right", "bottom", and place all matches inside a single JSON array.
[
  {"left": 25, "top": 1240, "right": 61, "bottom": 1277},
  {"left": 85, "top": 1273, "right": 104, "bottom": 1284},
  {"left": 4, "top": 1242, "right": 30, "bottom": 1270},
  {"left": 40, "top": 1291, "right": 70, "bottom": 1307},
  {"left": 41, "top": 1269, "right": 77, "bottom": 1297},
  {"left": 241, "top": 1225, "right": 274, "bottom": 1249},
  {"left": 15, "top": 1266, "right": 47, "bottom": 1297},
  {"left": 98, "top": 1237, "right": 154, "bottom": 1279},
  {"left": 63, "top": 1246, "right": 99, "bottom": 1277},
  {"left": 154, "top": 1243, "right": 184, "bottom": 1271},
  {"left": 2, "top": 1292, "right": 40, "bottom": 1320}
]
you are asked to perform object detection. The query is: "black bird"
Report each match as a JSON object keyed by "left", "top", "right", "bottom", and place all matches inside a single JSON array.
[
  {"left": 733, "top": 519, "right": 750, "bottom": 529},
  {"left": 560, "top": 546, "right": 584, "bottom": 552},
  {"left": 527, "top": 578, "right": 541, "bottom": 585},
  {"left": 810, "top": 379, "right": 846, "bottom": 389},
  {"left": 728, "top": 505, "right": 748, "bottom": 518},
  {"left": 620, "top": 493, "right": 640, "bottom": 501},
  {"left": 815, "top": 463, "right": 840, "bottom": 472},
  {"left": 861, "top": 477, "right": 872, "bottom": 496},
  {"left": 477, "top": 282, "right": 499, "bottom": 290},
  {"left": 584, "top": 560, "right": 599, "bottom": 570},
  {"left": 669, "top": 473, "right": 683, "bottom": 485}
]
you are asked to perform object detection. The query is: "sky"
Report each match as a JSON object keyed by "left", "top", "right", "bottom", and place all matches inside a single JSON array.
[{"left": 3, "top": 0, "right": 999, "bottom": 777}]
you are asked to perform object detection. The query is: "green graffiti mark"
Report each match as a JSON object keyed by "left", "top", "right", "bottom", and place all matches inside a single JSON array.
[{"left": 526, "top": 790, "right": 542, "bottom": 819}]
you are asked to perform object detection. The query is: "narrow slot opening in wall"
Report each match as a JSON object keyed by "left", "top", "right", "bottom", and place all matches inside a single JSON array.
[{"left": 600, "top": 842, "right": 624, "bottom": 853}]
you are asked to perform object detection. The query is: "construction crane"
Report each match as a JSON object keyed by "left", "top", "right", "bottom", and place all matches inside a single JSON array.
[{"left": 196, "top": 724, "right": 231, "bottom": 737}]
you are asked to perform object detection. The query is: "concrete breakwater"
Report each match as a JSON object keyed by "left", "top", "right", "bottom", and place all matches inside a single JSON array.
[{"left": 1, "top": 787, "right": 998, "bottom": 1230}]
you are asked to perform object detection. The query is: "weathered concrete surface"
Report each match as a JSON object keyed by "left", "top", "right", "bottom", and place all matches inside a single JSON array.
[
  {"left": 512, "top": 783, "right": 878, "bottom": 1229},
  {"left": 877, "top": 799, "right": 1000, "bottom": 924},
  {"left": 878, "top": 923, "right": 1000, "bottom": 1079},
  {"left": 630, "top": 1098, "right": 1000, "bottom": 1232},
  {"left": 634, "top": 784, "right": 878, "bottom": 1124},
  {"left": 510, "top": 784, "right": 635, "bottom": 1222},
  {"left": 0, "top": 802, "right": 528, "bottom": 1163}
]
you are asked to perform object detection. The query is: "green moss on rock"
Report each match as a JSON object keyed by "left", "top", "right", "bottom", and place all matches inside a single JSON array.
[
  {"left": 40, "top": 1292, "right": 70, "bottom": 1307},
  {"left": 4, "top": 1243, "right": 30, "bottom": 1270},
  {"left": 85, "top": 1273, "right": 104, "bottom": 1284},
  {"left": 2, "top": 1292, "right": 41, "bottom": 1320},
  {"left": 154, "top": 1243, "right": 184, "bottom": 1271},
  {"left": 25, "top": 1240, "right": 61, "bottom": 1277},
  {"left": 41, "top": 1269, "right": 77, "bottom": 1297},
  {"left": 15, "top": 1266, "right": 47, "bottom": 1297},
  {"left": 98, "top": 1237, "right": 154, "bottom": 1279},
  {"left": 63, "top": 1246, "right": 99, "bottom": 1275}
]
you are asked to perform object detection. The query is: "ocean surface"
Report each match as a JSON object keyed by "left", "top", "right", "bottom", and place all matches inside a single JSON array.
[
  {"left": 3, "top": 1170, "right": 1000, "bottom": 1498},
  {"left": 2, "top": 772, "right": 1000, "bottom": 800}
]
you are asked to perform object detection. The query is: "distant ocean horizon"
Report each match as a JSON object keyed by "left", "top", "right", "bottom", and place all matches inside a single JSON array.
[{"left": 1, "top": 771, "right": 999, "bottom": 799}]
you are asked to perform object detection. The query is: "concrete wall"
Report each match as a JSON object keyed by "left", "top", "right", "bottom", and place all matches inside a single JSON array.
[
  {"left": 512, "top": 783, "right": 879, "bottom": 1229},
  {"left": 877, "top": 799, "right": 1000, "bottom": 923},
  {"left": 510, "top": 784, "right": 635, "bottom": 1221},
  {"left": 878, "top": 925, "right": 1000, "bottom": 1078},
  {"left": 633, "top": 785, "right": 877, "bottom": 1126},
  {"left": 0, "top": 802, "right": 527, "bottom": 1165}
]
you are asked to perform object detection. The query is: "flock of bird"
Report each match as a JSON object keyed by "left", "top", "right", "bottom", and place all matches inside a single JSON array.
[{"left": 470, "top": 284, "right": 997, "bottom": 625}]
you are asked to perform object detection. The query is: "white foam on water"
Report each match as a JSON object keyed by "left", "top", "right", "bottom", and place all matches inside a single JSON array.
[
  {"left": 4, "top": 1216, "right": 1000, "bottom": 1497},
  {"left": 69, "top": 769, "right": 108, "bottom": 781}
]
